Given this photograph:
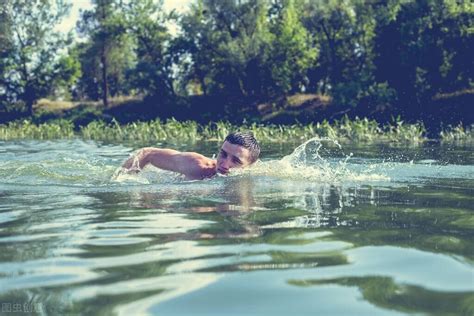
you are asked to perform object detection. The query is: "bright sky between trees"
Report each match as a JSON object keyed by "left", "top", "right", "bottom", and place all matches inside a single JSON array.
[{"left": 56, "top": 0, "right": 193, "bottom": 36}]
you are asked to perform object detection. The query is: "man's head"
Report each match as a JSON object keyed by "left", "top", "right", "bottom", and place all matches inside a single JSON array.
[{"left": 216, "top": 131, "right": 260, "bottom": 174}]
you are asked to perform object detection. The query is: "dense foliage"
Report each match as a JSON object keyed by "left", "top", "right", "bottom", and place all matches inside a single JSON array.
[
  {"left": 1, "top": 0, "right": 472, "bottom": 123},
  {"left": 0, "top": 0, "right": 72, "bottom": 115}
]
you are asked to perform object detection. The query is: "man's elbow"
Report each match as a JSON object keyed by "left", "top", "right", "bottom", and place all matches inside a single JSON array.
[{"left": 123, "top": 148, "right": 151, "bottom": 171}]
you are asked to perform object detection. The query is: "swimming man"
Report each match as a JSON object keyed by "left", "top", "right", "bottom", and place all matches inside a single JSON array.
[{"left": 122, "top": 131, "right": 260, "bottom": 180}]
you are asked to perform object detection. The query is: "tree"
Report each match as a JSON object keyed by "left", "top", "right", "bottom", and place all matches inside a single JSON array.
[
  {"left": 0, "top": 5, "right": 14, "bottom": 111},
  {"left": 374, "top": 0, "right": 474, "bottom": 116},
  {"left": 53, "top": 49, "right": 82, "bottom": 100},
  {"left": 270, "top": 0, "right": 318, "bottom": 95},
  {"left": 178, "top": 0, "right": 275, "bottom": 97},
  {"left": 123, "top": 0, "right": 175, "bottom": 99},
  {"left": 0, "top": 0, "right": 71, "bottom": 115},
  {"left": 77, "top": 0, "right": 135, "bottom": 106},
  {"left": 300, "top": 0, "right": 399, "bottom": 110}
]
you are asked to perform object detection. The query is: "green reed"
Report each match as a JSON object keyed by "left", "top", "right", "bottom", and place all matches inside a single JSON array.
[
  {"left": 440, "top": 124, "right": 473, "bottom": 144},
  {"left": 0, "top": 120, "right": 75, "bottom": 140},
  {"left": 1, "top": 117, "right": 465, "bottom": 144},
  {"left": 80, "top": 118, "right": 201, "bottom": 142},
  {"left": 383, "top": 118, "right": 427, "bottom": 144}
]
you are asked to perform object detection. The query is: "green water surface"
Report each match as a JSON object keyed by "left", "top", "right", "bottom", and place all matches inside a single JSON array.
[{"left": 0, "top": 139, "right": 473, "bottom": 315}]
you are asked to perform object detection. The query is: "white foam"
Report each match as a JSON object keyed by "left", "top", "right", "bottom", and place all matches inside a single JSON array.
[{"left": 232, "top": 137, "right": 390, "bottom": 183}]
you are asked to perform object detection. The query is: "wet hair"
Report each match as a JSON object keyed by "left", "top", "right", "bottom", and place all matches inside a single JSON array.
[{"left": 225, "top": 131, "right": 260, "bottom": 163}]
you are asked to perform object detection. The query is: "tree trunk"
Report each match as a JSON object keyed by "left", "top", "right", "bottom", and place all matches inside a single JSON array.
[
  {"left": 100, "top": 3, "right": 109, "bottom": 108},
  {"left": 26, "top": 99, "right": 34, "bottom": 117},
  {"left": 24, "top": 83, "right": 35, "bottom": 116},
  {"left": 320, "top": 22, "right": 340, "bottom": 83},
  {"left": 101, "top": 46, "right": 109, "bottom": 108}
]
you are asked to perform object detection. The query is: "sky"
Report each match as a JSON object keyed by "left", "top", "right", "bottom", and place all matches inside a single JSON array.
[{"left": 56, "top": 0, "right": 193, "bottom": 35}]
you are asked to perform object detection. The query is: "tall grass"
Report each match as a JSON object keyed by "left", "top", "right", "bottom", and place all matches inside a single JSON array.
[
  {"left": 440, "top": 124, "right": 473, "bottom": 144},
  {"left": 79, "top": 117, "right": 425, "bottom": 143},
  {"left": 1, "top": 117, "right": 467, "bottom": 144},
  {"left": 0, "top": 120, "right": 75, "bottom": 140},
  {"left": 81, "top": 119, "right": 200, "bottom": 142}
]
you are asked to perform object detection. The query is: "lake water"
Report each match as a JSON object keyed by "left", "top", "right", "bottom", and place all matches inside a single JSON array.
[{"left": 0, "top": 139, "right": 473, "bottom": 315}]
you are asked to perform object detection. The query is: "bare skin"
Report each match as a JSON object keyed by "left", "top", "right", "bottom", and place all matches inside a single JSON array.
[{"left": 122, "top": 141, "right": 254, "bottom": 180}]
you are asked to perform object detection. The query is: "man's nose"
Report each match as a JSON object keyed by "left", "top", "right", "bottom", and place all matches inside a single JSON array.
[{"left": 221, "top": 158, "right": 231, "bottom": 169}]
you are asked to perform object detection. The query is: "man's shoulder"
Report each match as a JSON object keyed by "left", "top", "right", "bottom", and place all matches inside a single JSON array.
[
  {"left": 194, "top": 153, "right": 216, "bottom": 170},
  {"left": 184, "top": 152, "right": 215, "bottom": 164},
  {"left": 180, "top": 152, "right": 216, "bottom": 179}
]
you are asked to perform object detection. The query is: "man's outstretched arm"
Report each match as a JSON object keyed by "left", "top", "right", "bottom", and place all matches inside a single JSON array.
[{"left": 122, "top": 147, "right": 216, "bottom": 179}]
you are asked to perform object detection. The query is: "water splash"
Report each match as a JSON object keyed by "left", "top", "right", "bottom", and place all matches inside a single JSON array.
[
  {"left": 111, "top": 150, "right": 147, "bottom": 184},
  {"left": 110, "top": 138, "right": 388, "bottom": 184},
  {"left": 233, "top": 137, "right": 389, "bottom": 183},
  {"left": 111, "top": 166, "right": 184, "bottom": 185},
  {"left": 11, "top": 138, "right": 472, "bottom": 187}
]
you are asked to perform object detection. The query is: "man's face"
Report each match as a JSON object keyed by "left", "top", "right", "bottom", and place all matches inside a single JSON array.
[{"left": 216, "top": 141, "right": 253, "bottom": 175}]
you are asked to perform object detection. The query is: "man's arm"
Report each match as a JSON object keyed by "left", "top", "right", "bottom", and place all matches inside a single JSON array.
[{"left": 122, "top": 147, "right": 216, "bottom": 179}]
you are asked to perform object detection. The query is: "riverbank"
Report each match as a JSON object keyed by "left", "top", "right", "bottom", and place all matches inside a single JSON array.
[
  {"left": 1, "top": 90, "right": 472, "bottom": 144},
  {"left": 2, "top": 89, "right": 473, "bottom": 130}
]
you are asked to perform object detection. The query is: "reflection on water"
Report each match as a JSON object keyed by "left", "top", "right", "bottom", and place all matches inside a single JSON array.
[{"left": 0, "top": 139, "right": 473, "bottom": 315}]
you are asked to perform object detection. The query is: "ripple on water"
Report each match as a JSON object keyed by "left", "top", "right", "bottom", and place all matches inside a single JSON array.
[{"left": 0, "top": 139, "right": 473, "bottom": 315}]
